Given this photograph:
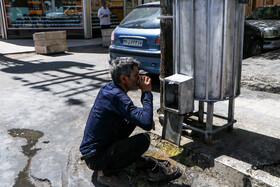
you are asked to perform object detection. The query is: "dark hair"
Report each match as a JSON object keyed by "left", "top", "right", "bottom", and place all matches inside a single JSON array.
[{"left": 110, "top": 57, "right": 140, "bottom": 83}]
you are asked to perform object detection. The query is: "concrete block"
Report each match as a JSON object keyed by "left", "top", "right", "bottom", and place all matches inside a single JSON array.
[
  {"left": 211, "top": 155, "right": 280, "bottom": 187},
  {"left": 35, "top": 44, "right": 68, "bottom": 54},
  {"left": 33, "top": 31, "right": 67, "bottom": 41},
  {"left": 33, "top": 31, "right": 67, "bottom": 54},
  {"left": 34, "top": 39, "right": 67, "bottom": 47},
  {"left": 101, "top": 29, "right": 113, "bottom": 47}
]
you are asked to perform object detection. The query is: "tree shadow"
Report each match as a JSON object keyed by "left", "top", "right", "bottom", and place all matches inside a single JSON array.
[{"left": 0, "top": 54, "right": 110, "bottom": 100}]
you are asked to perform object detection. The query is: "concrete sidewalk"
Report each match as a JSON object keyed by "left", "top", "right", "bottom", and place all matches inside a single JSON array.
[{"left": 0, "top": 38, "right": 103, "bottom": 54}]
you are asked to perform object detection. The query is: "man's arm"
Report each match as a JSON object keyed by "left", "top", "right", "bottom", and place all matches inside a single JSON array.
[{"left": 114, "top": 76, "right": 153, "bottom": 131}]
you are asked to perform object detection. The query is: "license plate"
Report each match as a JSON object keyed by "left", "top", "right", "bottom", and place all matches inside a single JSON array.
[{"left": 123, "top": 39, "right": 143, "bottom": 47}]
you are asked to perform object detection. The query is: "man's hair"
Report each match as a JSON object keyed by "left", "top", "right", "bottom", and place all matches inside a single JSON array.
[{"left": 110, "top": 57, "right": 140, "bottom": 83}]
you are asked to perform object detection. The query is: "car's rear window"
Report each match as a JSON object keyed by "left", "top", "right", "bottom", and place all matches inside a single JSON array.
[
  {"left": 119, "top": 6, "right": 160, "bottom": 28},
  {"left": 246, "top": 7, "right": 280, "bottom": 20}
]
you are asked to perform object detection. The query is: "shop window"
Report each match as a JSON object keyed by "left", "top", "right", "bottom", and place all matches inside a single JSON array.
[{"left": 3, "top": 0, "right": 83, "bottom": 29}]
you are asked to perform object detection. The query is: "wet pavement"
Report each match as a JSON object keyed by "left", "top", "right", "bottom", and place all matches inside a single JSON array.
[
  {"left": 9, "top": 129, "right": 44, "bottom": 187},
  {"left": 0, "top": 40, "right": 280, "bottom": 186}
]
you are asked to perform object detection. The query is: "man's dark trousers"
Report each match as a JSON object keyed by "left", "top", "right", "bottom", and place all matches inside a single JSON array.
[
  {"left": 101, "top": 25, "right": 111, "bottom": 29},
  {"left": 84, "top": 122, "right": 150, "bottom": 176}
]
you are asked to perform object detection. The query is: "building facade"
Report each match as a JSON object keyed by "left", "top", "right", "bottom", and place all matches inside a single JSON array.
[
  {"left": 1, "top": 0, "right": 279, "bottom": 39},
  {"left": 0, "top": 0, "right": 158, "bottom": 39}
]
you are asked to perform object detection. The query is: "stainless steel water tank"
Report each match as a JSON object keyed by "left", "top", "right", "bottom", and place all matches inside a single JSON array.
[{"left": 173, "top": 0, "right": 246, "bottom": 101}]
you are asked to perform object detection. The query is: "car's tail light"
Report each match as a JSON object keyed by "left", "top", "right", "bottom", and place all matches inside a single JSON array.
[
  {"left": 111, "top": 30, "right": 114, "bottom": 41},
  {"left": 156, "top": 34, "right": 160, "bottom": 45},
  {"left": 147, "top": 5, "right": 160, "bottom": 7}
]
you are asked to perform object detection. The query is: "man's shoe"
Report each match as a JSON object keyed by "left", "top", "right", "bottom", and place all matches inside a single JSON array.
[
  {"left": 147, "top": 162, "right": 182, "bottom": 183},
  {"left": 97, "top": 174, "right": 129, "bottom": 187},
  {"left": 135, "top": 156, "right": 171, "bottom": 170}
]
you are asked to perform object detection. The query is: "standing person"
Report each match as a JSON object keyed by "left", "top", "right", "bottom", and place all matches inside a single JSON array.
[
  {"left": 80, "top": 57, "right": 181, "bottom": 186},
  {"left": 97, "top": 0, "right": 111, "bottom": 29}
]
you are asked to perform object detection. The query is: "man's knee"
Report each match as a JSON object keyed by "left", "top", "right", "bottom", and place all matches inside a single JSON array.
[
  {"left": 138, "top": 133, "right": 150, "bottom": 150},
  {"left": 129, "top": 133, "right": 150, "bottom": 152}
]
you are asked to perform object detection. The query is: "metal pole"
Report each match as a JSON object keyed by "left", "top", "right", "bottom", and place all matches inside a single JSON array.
[
  {"left": 198, "top": 101, "right": 204, "bottom": 123},
  {"left": 228, "top": 98, "right": 235, "bottom": 122},
  {"left": 83, "top": 0, "right": 92, "bottom": 38},
  {"left": 205, "top": 102, "right": 214, "bottom": 144},
  {"left": 0, "top": 0, "right": 7, "bottom": 39},
  {"left": 227, "top": 98, "right": 235, "bottom": 132},
  {"left": 159, "top": 0, "right": 173, "bottom": 112}
]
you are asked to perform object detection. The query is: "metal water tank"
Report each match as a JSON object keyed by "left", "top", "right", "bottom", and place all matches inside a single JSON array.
[{"left": 173, "top": 0, "right": 246, "bottom": 101}]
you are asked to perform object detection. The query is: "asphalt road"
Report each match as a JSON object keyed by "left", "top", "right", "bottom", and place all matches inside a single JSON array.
[{"left": 0, "top": 46, "right": 161, "bottom": 186}]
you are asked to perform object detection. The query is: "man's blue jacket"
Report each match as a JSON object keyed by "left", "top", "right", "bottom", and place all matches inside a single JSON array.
[{"left": 80, "top": 81, "right": 153, "bottom": 156}]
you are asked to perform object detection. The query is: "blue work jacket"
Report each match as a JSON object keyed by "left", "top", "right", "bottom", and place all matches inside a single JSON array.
[{"left": 80, "top": 81, "right": 153, "bottom": 156}]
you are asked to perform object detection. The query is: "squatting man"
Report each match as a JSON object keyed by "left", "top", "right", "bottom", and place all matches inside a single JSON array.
[{"left": 80, "top": 57, "right": 181, "bottom": 186}]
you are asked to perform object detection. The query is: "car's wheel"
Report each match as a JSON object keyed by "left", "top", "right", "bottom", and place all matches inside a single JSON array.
[{"left": 249, "top": 40, "right": 262, "bottom": 57}]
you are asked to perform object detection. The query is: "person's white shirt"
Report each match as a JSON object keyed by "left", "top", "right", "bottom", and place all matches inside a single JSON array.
[{"left": 97, "top": 6, "right": 111, "bottom": 26}]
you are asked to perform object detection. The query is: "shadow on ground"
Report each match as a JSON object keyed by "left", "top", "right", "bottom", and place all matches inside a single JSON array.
[
  {"left": 0, "top": 52, "right": 110, "bottom": 101},
  {"left": 90, "top": 153, "right": 191, "bottom": 187},
  {"left": 0, "top": 39, "right": 35, "bottom": 47},
  {"left": 169, "top": 125, "right": 280, "bottom": 178},
  {"left": 256, "top": 49, "right": 280, "bottom": 60},
  {"left": 68, "top": 46, "right": 109, "bottom": 54}
]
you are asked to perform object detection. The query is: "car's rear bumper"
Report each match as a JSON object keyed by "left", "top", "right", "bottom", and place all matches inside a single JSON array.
[
  {"left": 109, "top": 45, "right": 161, "bottom": 58},
  {"left": 263, "top": 38, "right": 280, "bottom": 50},
  {"left": 109, "top": 45, "right": 160, "bottom": 74}
]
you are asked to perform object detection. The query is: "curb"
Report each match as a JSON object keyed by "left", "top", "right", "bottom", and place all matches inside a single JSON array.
[
  {"left": 0, "top": 43, "right": 103, "bottom": 56},
  {"left": 148, "top": 130, "right": 280, "bottom": 186}
]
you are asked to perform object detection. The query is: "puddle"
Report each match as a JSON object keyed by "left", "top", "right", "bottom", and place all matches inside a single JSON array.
[{"left": 8, "top": 128, "right": 44, "bottom": 187}]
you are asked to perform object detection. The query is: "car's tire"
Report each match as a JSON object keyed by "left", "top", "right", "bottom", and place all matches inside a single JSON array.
[{"left": 249, "top": 40, "right": 262, "bottom": 57}]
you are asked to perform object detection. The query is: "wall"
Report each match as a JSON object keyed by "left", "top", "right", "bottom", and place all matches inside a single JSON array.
[{"left": 245, "top": 0, "right": 279, "bottom": 16}]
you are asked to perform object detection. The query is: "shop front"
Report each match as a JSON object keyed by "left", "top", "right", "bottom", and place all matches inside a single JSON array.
[
  {"left": 0, "top": 0, "right": 158, "bottom": 39},
  {"left": 0, "top": 0, "right": 84, "bottom": 39}
]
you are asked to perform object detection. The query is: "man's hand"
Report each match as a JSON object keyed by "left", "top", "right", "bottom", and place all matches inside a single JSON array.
[{"left": 139, "top": 76, "right": 152, "bottom": 93}]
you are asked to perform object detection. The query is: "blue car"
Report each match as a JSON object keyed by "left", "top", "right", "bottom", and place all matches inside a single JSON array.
[{"left": 109, "top": 2, "right": 161, "bottom": 74}]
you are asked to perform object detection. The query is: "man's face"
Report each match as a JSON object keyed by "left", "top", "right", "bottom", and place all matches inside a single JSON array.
[{"left": 125, "top": 66, "right": 139, "bottom": 91}]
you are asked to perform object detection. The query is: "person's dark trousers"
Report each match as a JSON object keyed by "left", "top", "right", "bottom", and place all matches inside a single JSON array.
[
  {"left": 85, "top": 122, "right": 151, "bottom": 176},
  {"left": 101, "top": 25, "right": 111, "bottom": 29}
]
